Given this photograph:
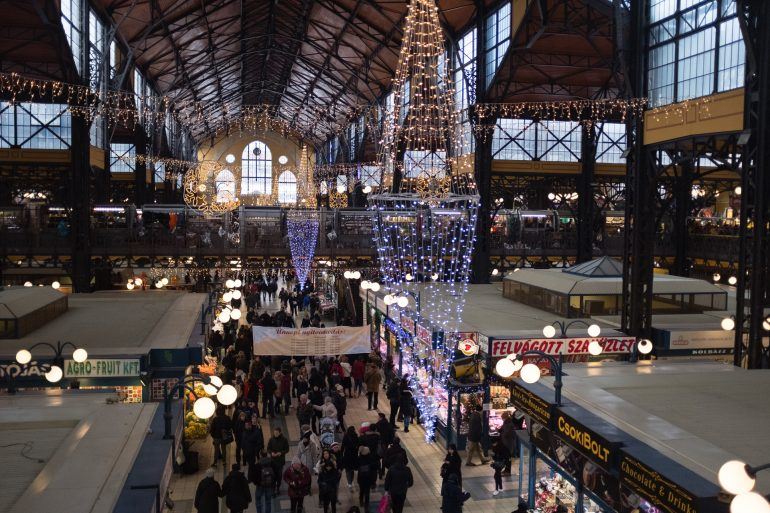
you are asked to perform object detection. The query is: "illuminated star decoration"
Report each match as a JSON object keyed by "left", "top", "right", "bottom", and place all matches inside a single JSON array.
[
  {"left": 369, "top": 0, "right": 479, "bottom": 443},
  {"left": 287, "top": 210, "right": 320, "bottom": 288}
]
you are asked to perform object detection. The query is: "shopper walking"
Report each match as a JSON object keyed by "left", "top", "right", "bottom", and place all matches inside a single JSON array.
[
  {"left": 441, "top": 474, "right": 471, "bottom": 513},
  {"left": 356, "top": 446, "right": 376, "bottom": 511},
  {"left": 341, "top": 426, "right": 359, "bottom": 490},
  {"left": 221, "top": 464, "right": 252, "bottom": 513},
  {"left": 333, "top": 384, "right": 347, "bottom": 432},
  {"left": 351, "top": 358, "right": 365, "bottom": 397},
  {"left": 296, "top": 431, "right": 319, "bottom": 480},
  {"left": 465, "top": 407, "right": 489, "bottom": 466},
  {"left": 249, "top": 451, "right": 275, "bottom": 513},
  {"left": 318, "top": 449, "right": 341, "bottom": 513},
  {"left": 442, "top": 444, "right": 462, "bottom": 487},
  {"left": 261, "top": 370, "right": 277, "bottom": 418},
  {"left": 267, "top": 427, "right": 290, "bottom": 494},
  {"left": 209, "top": 405, "right": 234, "bottom": 467},
  {"left": 364, "top": 363, "right": 381, "bottom": 410},
  {"left": 490, "top": 438, "right": 510, "bottom": 496},
  {"left": 399, "top": 386, "right": 414, "bottom": 432},
  {"left": 194, "top": 468, "right": 221, "bottom": 513},
  {"left": 499, "top": 412, "right": 516, "bottom": 475},
  {"left": 283, "top": 459, "right": 312, "bottom": 513},
  {"left": 386, "top": 379, "right": 400, "bottom": 426},
  {"left": 241, "top": 419, "right": 264, "bottom": 469},
  {"left": 384, "top": 458, "right": 414, "bottom": 513}
]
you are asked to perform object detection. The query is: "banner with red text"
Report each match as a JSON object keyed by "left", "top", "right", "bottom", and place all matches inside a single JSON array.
[
  {"left": 252, "top": 326, "right": 371, "bottom": 355},
  {"left": 490, "top": 336, "right": 636, "bottom": 358}
]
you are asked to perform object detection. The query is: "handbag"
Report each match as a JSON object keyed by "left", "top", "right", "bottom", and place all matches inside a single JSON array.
[
  {"left": 378, "top": 493, "right": 391, "bottom": 513},
  {"left": 221, "top": 428, "right": 235, "bottom": 445}
]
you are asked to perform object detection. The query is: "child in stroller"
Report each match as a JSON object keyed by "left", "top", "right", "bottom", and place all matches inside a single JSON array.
[{"left": 319, "top": 416, "right": 338, "bottom": 449}]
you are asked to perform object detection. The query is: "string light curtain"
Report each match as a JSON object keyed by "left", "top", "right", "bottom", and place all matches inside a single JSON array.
[
  {"left": 370, "top": 0, "right": 480, "bottom": 443},
  {"left": 183, "top": 161, "right": 240, "bottom": 214},
  {"left": 287, "top": 210, "right": 319, "bottom": 288}
]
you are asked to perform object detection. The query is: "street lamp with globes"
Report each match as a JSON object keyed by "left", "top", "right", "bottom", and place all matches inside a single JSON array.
[
  {"left": 14, "top": 341, "right": 88, "bottom": 384},
  {"left": 718, "top": 460, "right": 770, "bottom": 513},
  {"left": 163, "top": 373, "right": 238, "bottom": 439}
]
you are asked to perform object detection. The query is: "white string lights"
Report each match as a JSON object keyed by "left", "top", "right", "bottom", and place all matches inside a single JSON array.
[
  {"left": 287, "top": 210, "right": 320, "bottom": 288},
  {"left": 182, "top": 161, "right": 241, "bottom": 214},
  {"left": 369, "top": 0, "right": 479, "bottom": 443}
]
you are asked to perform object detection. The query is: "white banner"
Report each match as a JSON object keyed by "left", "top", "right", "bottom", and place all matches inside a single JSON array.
[
  {"left": 252, "top": 326, "right": 371, "bottom": 356},
  {"left": 666, "top": 330, "right": 733, "bottom": 350},
  {"left": 491, "top": 336, "right": 636, "bottom": 357}
]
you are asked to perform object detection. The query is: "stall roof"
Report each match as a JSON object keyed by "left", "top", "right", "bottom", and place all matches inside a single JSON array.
[
  {"left": 537, "top": 361, "right": 770, "bottom": 492},
  {"left": 0, "top": 390, "right": 156, "bottom": 513},
  {"left": 505, "top": 268, "right": 725, "bottom": 296},
  {"left": 0, "top": 291, "right": 205, "bottom": 356},
  {"left": 0, "top": 287, "right": 66, "bottom": 319}
]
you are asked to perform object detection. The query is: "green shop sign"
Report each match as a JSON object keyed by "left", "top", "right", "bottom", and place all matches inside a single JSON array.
[{"left": 64, "top": 359, "right": 141, "bottom": 378}]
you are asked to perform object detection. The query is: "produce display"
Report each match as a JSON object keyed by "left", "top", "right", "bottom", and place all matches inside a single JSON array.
[{"left": 183, "top": 383, "right": 210, "bottom": 440}]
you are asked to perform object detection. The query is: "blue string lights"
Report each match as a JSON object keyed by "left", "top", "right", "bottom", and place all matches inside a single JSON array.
[
  {"left": 287, "top": 210, "right": 319, "bottom": 288},
  {"left": 368, "top": 0, "right": 480, "bottom": 443}
]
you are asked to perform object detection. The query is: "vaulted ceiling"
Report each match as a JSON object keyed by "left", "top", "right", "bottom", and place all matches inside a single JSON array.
[{"left": 97, "top": 0, "right": 488, "bottom": 141}]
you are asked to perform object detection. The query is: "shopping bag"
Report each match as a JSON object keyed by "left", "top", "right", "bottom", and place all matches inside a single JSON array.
[{"left": 378, "top": 492, "right": 391, "bottom": 513}]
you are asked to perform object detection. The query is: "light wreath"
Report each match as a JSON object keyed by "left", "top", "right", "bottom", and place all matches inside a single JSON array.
[{"left": 183, "top": 161, "right": 240, "bottom": 214}]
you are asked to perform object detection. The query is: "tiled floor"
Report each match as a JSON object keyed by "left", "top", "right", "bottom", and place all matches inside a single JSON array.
[{"left": 168, "top": 283, "right": 522, "bottom": 512}]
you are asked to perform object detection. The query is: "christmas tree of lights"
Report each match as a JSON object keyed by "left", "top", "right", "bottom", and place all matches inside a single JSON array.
[{"left": 370, "top": 0, "right": 479, "bottom": 442}]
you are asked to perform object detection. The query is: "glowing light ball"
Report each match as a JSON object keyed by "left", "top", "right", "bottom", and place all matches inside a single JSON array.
[
  {"left": 397, "top": 296, "right": 409, "bottom": 308},
  {"left": 127, "top": 282, "right": 135, "bottom": 290},
  {"left": 588, "top": 341, "right": 603, "bottom": 356},
  {"left": 16, "top": 349, "right": 32, "bottom": 365},
  {"left": 369, "top": 282, "right": 381, "bottom": 292},
  {"left": 230, "top": 309, "right": 242, "bottom": 320},
  {"left": 72, "top": 348, "right": 88, "bottom": 363},
  {"left": 225, "top": 279, "right": 235, "bottom": 289},
  {"left": 217, "top": 384, "right": 238, "bottom": 406},
  {"left": 232, "top": 290, "right": 242, "bottom": 300},
  {"left": 519, "top": 363, "right": 541, "bottom": 384},
  {"left": 721, "top": 317, "right": 736, "bottom": 331},
  {"left": 52, "top": 281, "right": 61, "bottom": 290},
  {"left": 719, "top": 460, "right": 756, "bottom": 495},
  {"left": 45, "top": 365, "right": 63, "bottom": 383},
  {"left": 495, "top": 357, "right": 515, "bottom": 378},
  {"left": 234, "top": 279, "right": 242, "bottom": 288},
  {"left": 193, "top": 397, "right": 216, "bottom": 419},
  {"left": 637, "top": 339, "right": 653, "bottom": 355},
  {"left": 542, "top": 325, "right": 557, "bottom": 338},
  {"left": 587, "top": 324, "right": 601, "bottom": 337},
  {"left": 730, "top": 492, "right": 770, "bottom": 513}
]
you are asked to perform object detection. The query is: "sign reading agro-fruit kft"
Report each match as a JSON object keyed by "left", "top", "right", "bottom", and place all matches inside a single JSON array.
[{"left": 64, "top": 359, "right": 141, "bottom": 378}]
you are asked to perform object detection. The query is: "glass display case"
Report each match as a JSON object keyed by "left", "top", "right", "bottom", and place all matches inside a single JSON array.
[{"left": 488, "top": 384, "right": 513, "bottom": 437}]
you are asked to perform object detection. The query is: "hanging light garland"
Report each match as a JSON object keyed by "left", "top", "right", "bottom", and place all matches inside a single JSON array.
[
  {"left": 287, "top": 210, "right": 320, "bottom": 288},
  {"left": 370, "top": 0, "right": 479, "bottom": 443}
]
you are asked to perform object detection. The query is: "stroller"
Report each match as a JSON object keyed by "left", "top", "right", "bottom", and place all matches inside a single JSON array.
[{"left": 319, "top": 416, "right": 337, "bottom": 450}]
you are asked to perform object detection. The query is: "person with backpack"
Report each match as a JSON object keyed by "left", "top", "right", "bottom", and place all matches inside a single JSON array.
[
  {"left": 356, "top": 446, "right": 376, "bottom": 511},
  {"left": 194, "top": 468, "right": 221, "bottom": 513},
  {"left": 267, "top": 427, "right": 290, "bottom": 494},
  {"left": 441, "top": 473, "right": 471, "bottom": 513},
  {"left": 317, "top": 449, "right": 341, "bottom": 513},
  {"left": 221, "top": 464, "right": 252, "bottom": 513},
  {"left": 384, "top": 458, "right": 414, "bottom": 513},
  {"left": 209, "top": 405, "right": 234, "bottom": 467},
  {"left": 283, "top": 459, "right": 312, "bottom": 513},
  {"left": 249, "top": 451, "right": 275, "bottom": 513},
  {"left": 241, "top": 419, "right": 264, "bottom": 469}
]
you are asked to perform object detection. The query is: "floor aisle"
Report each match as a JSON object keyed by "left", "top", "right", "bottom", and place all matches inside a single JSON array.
[{"left": 169, "top": 284, "right": 521, "bottom": 512}]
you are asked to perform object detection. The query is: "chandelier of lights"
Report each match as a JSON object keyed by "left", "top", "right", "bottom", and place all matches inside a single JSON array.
[
  {"left": 183, "top": 161, "right": 240, "bottom": 214},
  {"left": 369, "top": 0, "right": 479, "bottom": 443},
  {"left": 287, "top": 210, "right": 320, "bottom": 288}
]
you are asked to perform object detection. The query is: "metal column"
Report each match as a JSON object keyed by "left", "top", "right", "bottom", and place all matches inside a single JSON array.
[{"left": 576, "top": 122, "right": 597, "bottom": 264}]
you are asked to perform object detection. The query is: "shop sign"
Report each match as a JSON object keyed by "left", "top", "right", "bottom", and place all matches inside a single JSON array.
[
  {"left": 491, "top": 336, "right": 636, "bottom": 357},
  {"left": 376, "top": 296, "right": 387, "bottom": 313},
  {"left": 400, "top": 314, "right": 415, "bottom": 335},
  {"left": 478, "top": 334, "right": 489, "bottom": 355},
  {"left": 620, "top": 453, "right": 702, "bottom": 513},
  {"left": 554, "top": 410, "right": 620, "bottom": 470},
  {"left": 416, "top": 323, "right": 433, "bottom": 344},
  {"left": 0, "top": 361, "right": 48, "bottom": 379},
  {"left": 664, "top": 330, "right": 733, "bottom": 352},
  {"left": 511, "top": 382, "right": 554, "bottom": 428},
  {"left": 64, "top": 359, "right": 141, "bottom": 378}
]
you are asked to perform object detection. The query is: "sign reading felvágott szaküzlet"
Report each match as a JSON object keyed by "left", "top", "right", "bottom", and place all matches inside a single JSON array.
[{"left": 64, "top": 359, "right": 141, "bottom": 378}]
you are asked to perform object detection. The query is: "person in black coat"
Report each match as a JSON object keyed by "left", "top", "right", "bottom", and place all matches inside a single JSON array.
[
  {"left": 341, "top": 426, "right": 359, "bottom": 489},
  {"left": 386, "top": 379, "right": 401, "bottom": 426},
  {"left": 442, "top": 444, "right": 462, "bottom": 486},
  {"left": 399, "top": 387, "right": 414, "bottom": 432},
  {"left": 210, "top": 406, "right": 234, "bottom": 466},
  {"left": 384, "top": 459, "right": 414, "bottom": 513},
  {"left": 241, "top": 420, "right": 264, "bottom": 469},
  {"left": 356, "top": 446, "right": 376, "bottom": 511},
  {"left": 317, "top": 449, "right": 341, "bottom": 513},
  {"left": 222, "top": 464, "right": 252, "bottom": 513},
  {"left": 465, "top": 408, "right": 488, "bottom": 466},
  {"left": 260, "top": 370, "right": 277, "bottom": 418},
  {"left": 441, "top": 473, "right": 471, "bottom": 513},
  {"left": 194, "top": 468, "right": 221, "bottom": 513}
]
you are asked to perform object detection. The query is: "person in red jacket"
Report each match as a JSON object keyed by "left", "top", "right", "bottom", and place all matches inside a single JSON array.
[
  {"left": 351, "top": 358, "right": 365, "bottom": 398},
  {"left": 283, "top": 459, "right": 311, "bottom": 513}
]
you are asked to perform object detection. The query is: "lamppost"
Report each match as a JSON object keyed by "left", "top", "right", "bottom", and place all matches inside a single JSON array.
[
  {"left": 718, "top": 459, "right": 770, "bottom": 513},
  {"left": 15, "top": 341, "right": 89, "bottom": 384},
  {"left": 720, "top": 313, "right": 770, "bottom": 367},
  {"left": 383, "top": 288, "right": 421, "bottom": 317},
  {"left": 162, "top": 373, "right": 237, "bottom": 439},
  {"left": 495, "top": 350, "right": 565, "bottom": 405}
]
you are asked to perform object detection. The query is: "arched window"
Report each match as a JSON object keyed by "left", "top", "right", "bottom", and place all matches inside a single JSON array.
[
  {"left": 215, "top": 169, "right": 236, "bottom": 203},
  {"left": 278, "top": 170, "right": 298, "bottom": 204},
  {"left": 241, "top": 140, "right": 272, "bottom": 195}
]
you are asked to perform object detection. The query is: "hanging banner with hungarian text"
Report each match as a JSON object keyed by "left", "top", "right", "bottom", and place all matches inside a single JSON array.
[
  {"left": 252, "top": 326, "right": 371, "bottom": 355},
  {"left": 491, "top": 336, "right": 637, "bottom": 357}
]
